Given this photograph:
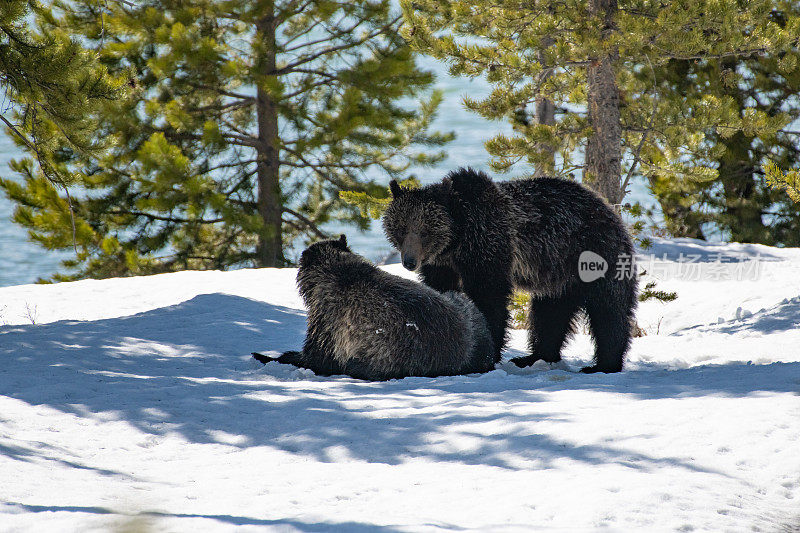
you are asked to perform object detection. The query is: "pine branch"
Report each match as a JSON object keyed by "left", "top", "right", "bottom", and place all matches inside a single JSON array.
[
  {"left": 283, "top": 207, "right": 328, "bottom": 239},
  {"left": 276, "top": 15, "right": 402, "bottom": 75},
  {"left": 284, "top": 19, "right": 369, "bottom": 54},
  {"left": 107, "top": 209, "right": 225, "bottom": 224}
]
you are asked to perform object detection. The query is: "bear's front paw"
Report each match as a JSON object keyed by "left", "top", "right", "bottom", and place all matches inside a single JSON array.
[
  {"left": 579, "top": 364, "right": 622, "bottom": 374},
  {"left": 510, "top": 354, "right": 561, "bottom": 368},
  {"left": 510, "top": 355, "right": 539, "bottom": 368}
]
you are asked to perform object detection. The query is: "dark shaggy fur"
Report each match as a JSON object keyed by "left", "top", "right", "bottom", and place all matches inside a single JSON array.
[
  {"left": 383, "top": 168, "right": 638, "bottom": 373},
  {"left": 255, "top": 236, "right": 495, "bottom": 380}
]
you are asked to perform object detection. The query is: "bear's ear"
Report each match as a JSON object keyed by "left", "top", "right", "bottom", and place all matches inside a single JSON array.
[
  {"left": 338, "top": 234, "right": 348, "bottom": 248},
  {"left": 389, "top": 179, "right": 403, "bottom": 198},
  {"left": 448, "top": 167, "right": 494, "bottom": 199}
]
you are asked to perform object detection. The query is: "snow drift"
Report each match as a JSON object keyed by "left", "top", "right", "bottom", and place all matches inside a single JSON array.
[{"left": 0, "top": 238, "right": 798, "bottom": 531}]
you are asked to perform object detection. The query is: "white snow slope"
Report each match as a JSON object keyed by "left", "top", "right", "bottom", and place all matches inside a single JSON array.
[{"left": 1, "top": 238, "right": 799, "bottom": 532}]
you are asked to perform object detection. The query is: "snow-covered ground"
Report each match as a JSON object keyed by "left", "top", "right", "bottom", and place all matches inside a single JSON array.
[{"left": 1, "top": 238, "right": 798, "bottom": 532}]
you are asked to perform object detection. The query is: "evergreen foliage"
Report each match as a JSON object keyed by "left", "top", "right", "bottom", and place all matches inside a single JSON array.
[
  {"left": 646, "top": 4, "right": 800, "bottom": 246},
  {"left": 1, "top": 0, "right": 451, "bottom": 279},
  {"left": 398, "top": 0, "right": 800, "bottom": 208},
  {"left": 765, "top": 160, "right": 800, "bottom": 203},
  {"left": 338, "top": 176, "right": 419, "bottom": 219},
  {"left": 0, "top": 0, "right": 121, "bottom": 208},
  {"left": 638, "top": 280, "right": 678, "bottom": 303}
]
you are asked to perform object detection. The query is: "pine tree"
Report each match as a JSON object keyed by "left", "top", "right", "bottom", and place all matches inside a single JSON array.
[
  {"left": 1, "top": 0, "right": 451, "bottom": 280},
  {"left": 646, "top": 4, "right": 800, "bottom": 245},
  {"left": 1, "top": 0, "right": 120, "bottom": 201},
  {"left": 399, "top": 0, "right": 799, "bottom": 207},
  {"left": 765, "top": 161, "right": 800, "bottom": 203}
]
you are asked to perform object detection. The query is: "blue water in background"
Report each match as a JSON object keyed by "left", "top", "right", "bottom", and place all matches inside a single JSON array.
[
  {"left": 0, "top": 63, "right": 652, "bottom": 287},
  {"left": 0, "top": 136, "right": 72, "bottom": 286}
]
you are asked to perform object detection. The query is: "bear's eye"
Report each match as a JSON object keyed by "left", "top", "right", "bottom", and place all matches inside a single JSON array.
[{"left": 420, "top": 230, "right": 429, "bottom": 239}]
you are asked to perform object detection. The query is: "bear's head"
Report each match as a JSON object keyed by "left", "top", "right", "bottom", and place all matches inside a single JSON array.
[
  {"left": 382, "top": 180, "right": 454, "bottom": 271},
  {"left": 296, "top": 235, "right": 354, "bottom": 299},
  {"left": 298, "top": 234, "right": 351, "bottom": 271}
]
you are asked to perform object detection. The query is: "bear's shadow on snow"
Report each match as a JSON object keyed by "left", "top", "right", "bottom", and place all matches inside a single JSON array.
[{"left": 2, "top": 292, "right": 799, "bottom": 475}]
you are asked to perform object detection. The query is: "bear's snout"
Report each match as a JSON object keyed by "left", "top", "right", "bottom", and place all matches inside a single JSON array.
[
  {"left": 402, "top": 255, "right": 418, "bottom": 271},
  {"left": 400, "top": 233, "right": 423, "bottom": 271}
]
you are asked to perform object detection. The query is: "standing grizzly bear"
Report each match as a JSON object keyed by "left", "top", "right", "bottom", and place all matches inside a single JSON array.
[
  {"left": 382, "top": 168, "right": 638, "bottom": 373},
  {"left": 253, "top": 235, "right": 495, "bottom": 380}
]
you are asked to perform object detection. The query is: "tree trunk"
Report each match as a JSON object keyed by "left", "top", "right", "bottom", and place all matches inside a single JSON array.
[
  {"left": 534, "top": 37, "right": 556, "bottom": 177},
  {"left": 669, "top": 205, "right": 706, "bottom": 239},
  {"left": 715, "top": 57, "right": 768, "bottom": 244},
  {"left": 255, "top": 5, "right": 284, "bottom": 267},
  {"left": 584, "top": 0, "right": 622, "bottom": 205},
  {"left": 653, "top": 189, "right": 707, "bottom": 240},
  {"left": 533, "top": 95, "right": 556, "bottom": 177},
  {"left": 718, "top": 132, "right": 767, "bottom": 243}
]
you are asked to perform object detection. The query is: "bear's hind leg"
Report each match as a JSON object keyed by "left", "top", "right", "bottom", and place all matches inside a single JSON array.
[
  {"left": 276, "top": 348, "right": 346, "bottom": 376},
  {"left": 582, "top": 294, "right": 632, "bottom": 373},
  {"left": 512, "top": 293, "right": 580, "bottom": 368}
]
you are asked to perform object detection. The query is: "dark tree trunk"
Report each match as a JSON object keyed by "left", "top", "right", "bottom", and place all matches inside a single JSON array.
[
  {"left": 713, "top": 56, "right": 768, "bottom": 244},
  {"left": 534, "top": 38, "right": 556, "bottom": 177},
  {"left": 255, "top": 4, "right": 284, "bottom": 267},
  {"left": 670, "top": 206, "right": 706, "bottom": 240},
  {"left": 718, "top": 132, "right": 767, "bottom": 243},
  {"left": 584, "top": 0, "right": 622, "bottom": 205},
  {"left": 657, "top": 195, "right": 707, "bottom": 239}
]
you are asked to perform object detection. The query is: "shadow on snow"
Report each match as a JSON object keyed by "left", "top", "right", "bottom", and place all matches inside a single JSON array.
[
  {"left": 5, "top": 502, "right": 407, "bottom": 531},
  {"left": 0, "top": 441, "right": 140, "bottom": 481},
  {"left": 642, "top": 237, "right": 786, "bottom": 262},
  {"left": 672, "top": 294, "right": 800, "bottom": 335},
  {"left": 1, "top": 293, "right": 797, "bottom": 474}
]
